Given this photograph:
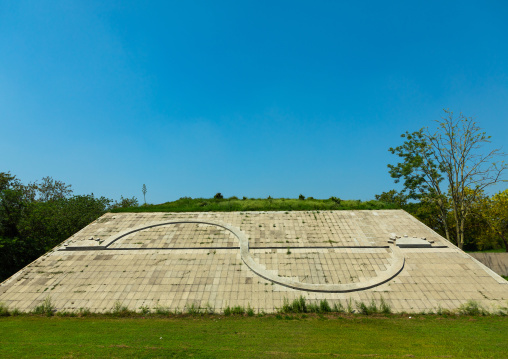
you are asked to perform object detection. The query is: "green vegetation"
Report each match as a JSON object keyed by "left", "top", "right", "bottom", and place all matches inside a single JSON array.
[
  {"left": 382, "top": 110, "right": 507, "bottom": 252},
  {"left": 0, "top": 173, "right": 138, "bottom": 282},
  {"left": 111, "top": 196, "right": 398, "bottom": 213},
  {"left": 0, "top": 315, "right": 507, "bottom": 358},
  {"left": 31, "top": 296, "right": 55, "bottom": 317}
]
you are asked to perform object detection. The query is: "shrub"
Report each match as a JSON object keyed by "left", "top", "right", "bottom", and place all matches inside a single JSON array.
[
  {"left": 356, "top": 301, "right": 370, "bottom": 315},
  {"left": 319, "top": 299, "right": 332, "bottom": 313},
  {"left": 223, "top": 306, "right": 231, "bottom": 316},
  {"left": 214, "top": 193, "right": 223, "bottom": 200},
  {"left": 155, "top": 306, "right": 171, "bottom": 315},
  {"left": 356, "top": 299, "right": 379, "bottom": 315},
  {"left": 281, "top": 298, "right": 291, "bottom": 313},
  {"left": 299, "top": 194, "right": 305, "bottom": 200},
  {"left": 0, "top": 302, "right": 10, "bottom": 317},
  {"left": 79, "top": 308, "right": 91, "bottom": 317},
  {"left": 307, "top": 302, "right": 319, "bottom": 313},
  {"left": 458, "top": 300, "right": 487, "bottom": 316},
  {"left": 139, "top": 305, "right": 151, "bottom": 315},
  {"left": 333, "top": 302, "right": 345, "bottom": 313},
  {"left": 231, "top": 305, "right": 245, "bottom": 315},
  {"left": 111, "top": 301, "right": 131, "bottom": 317},
  {"left": 330, "top": 196, "right": 342, "bottom": 205},
  {"left": 346, "top": 298, "right": 354, "bottom": 313},
  {"left": 246, "top": 304, "right": 255, "bottom": 317},
  {"left": 290, "top": 296, "right": 308, "bottom": 313},
  {"left": 380, "top": 297, "right": 391, "bottom": 314},
  {"left": 33, "top": 296, "right": 55, "bottom": 317}
]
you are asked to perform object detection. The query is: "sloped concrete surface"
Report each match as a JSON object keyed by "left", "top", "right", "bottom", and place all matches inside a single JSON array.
[{"left": 1, "top": 210, "right": 506, "bottom": 313}]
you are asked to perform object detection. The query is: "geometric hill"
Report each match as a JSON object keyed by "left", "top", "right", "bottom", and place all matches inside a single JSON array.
[{"left": 1, "top": 210, "right": 507, "bottom": 313}]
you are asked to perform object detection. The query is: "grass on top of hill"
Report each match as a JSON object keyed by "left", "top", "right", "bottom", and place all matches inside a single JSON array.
[{"left": 110, "top": 196, "right": 400, "bottom": 213}]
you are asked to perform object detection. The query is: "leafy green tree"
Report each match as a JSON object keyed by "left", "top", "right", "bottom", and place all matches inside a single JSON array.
[
  {"left": 374, "top": 190, "right": 406, "bottom": 207},
  {"left": 388, "top": 129, "right": 451, "bottom": 240},
  {"left": 426, "top": 110, "right": 507, "bottom": 249},
  {"left": 0, "top": 172, "right": 137, "bottom": 281},
  {"left": 478, "top": 189, "right": 508, "bottom": 252},
  {"left": 388, "top": 110, "right": 507, "bottom": 249}
]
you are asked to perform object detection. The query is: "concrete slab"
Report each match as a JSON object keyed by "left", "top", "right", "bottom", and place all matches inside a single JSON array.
[{"left": 1, "top": 210, "right": 507, "bottom": 313}]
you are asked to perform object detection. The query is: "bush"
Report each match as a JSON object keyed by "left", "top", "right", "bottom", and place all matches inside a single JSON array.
[
  {"left": 110, "top": 196, "right": 139, "bottom": 209},
  {"left": 333, "top": 302, "right": 345, "bottom": 313},
  {"left": 380, "top": 297, "right": 391, "bottom": 314},
  {"left": 319, "top": 299, "right": 332, "bottom": 313},
  {"left": 139, "top": 305, "right": 151, "bottom": 315},
  {"left": 110, "top": 301, "right": 131, "bottom": 317},
  {"left": 231, "top": 305, "right": 245, "bottom": 315},
  {"left": 79, "top": 308, "right": 91, "bottom": 317},
  {"left": 330, "top": 196, "right": 342, "bottom": 205},
  {"left": 32, "top": 296, "right": 55, "bottom": 317},
  {"left": 299, "top": 194, "right": 305, "bottom": 200},
  {"left": 223, "top": 306, "right": 231, "bottom": 316},
  {"left": 214, "top": 193, "right": 223, "bottom": 200},
  {"left": 356, "top": 299, "right": 379, "bottom": 315},
  {"left": 281, "top": 296, "right": 309, "bottom": 313},
  {"left": 458, "top": 300, "right": 487, "bottom": 316},
  {"left": 155, "top": 306, "right": 171, "bottom": 315},
  {"left": 0, "top": 302, "right": 10, "bottom": 317}
]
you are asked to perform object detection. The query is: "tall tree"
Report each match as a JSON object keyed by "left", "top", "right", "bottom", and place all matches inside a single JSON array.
[
  {"left": 388, "top": 129, "right": 451, "bottom": 240},
  {"left": 426, "top": 110, "right": 507, "bottom": 249},
  {"left": 387, "top": 110, "right": 507, "bottom": 248}
]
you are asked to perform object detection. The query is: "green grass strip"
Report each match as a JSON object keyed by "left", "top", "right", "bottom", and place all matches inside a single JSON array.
[
  {"left": 111, "top": 197, "right": 399, "bottom": 213},
  {"left": 1, "top": 315, "right": 507, "bottom": 358}
]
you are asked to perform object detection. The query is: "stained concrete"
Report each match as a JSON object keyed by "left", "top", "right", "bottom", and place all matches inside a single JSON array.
[{"left": 1, "top": 210, "right": 507, "bottom": 313}]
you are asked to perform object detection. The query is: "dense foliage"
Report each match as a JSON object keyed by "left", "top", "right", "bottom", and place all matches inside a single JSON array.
[
  {"left": 110, "top": 196, "right": 399, "bottom": 213},
  {"left": 0, "top": 172, "right": 138, "bottom": 281}
]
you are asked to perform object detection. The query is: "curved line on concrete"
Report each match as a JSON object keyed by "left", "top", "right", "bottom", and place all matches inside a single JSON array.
[{"left": 102, "top": 219, "right": 405, "bottom": 293}]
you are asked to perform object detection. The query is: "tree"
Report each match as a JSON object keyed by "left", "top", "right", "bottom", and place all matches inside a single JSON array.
[
  {"left": 387, "top": 109, "right": 507, "bottom": 249},
  {"left": 478, "top": 189, "right": 508, "bottom": 252},
  {"left": 388, "top": 129, "right": 451, "bottom": 240},
  {"left": 375, "top": 190, "right": 407, "bottom": 207},
  {"left": 142, "top": 184, "right": 147, "bottom": 205},
  {"left": 0, "top": 172, "right": 138, "bottom": 281},
  {"left": 426, "top": 110, "right": 507, "bottom": 249},
  {"left": 33, "top": 176, "right": 73, "bottom": 202},
  {"left": 110, "top": 196, "right": 139, "bottom": 209}
]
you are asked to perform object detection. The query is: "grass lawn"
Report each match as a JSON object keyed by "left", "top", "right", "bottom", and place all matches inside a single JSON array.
[
  {"left": 0, "top": 315, "right": 507, "bottom": 358},
  {"left": 111, "top": 197, "right": 398, "bottom": 213}
]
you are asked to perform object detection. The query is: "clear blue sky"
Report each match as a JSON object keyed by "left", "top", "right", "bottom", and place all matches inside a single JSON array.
[{"left": 1, "top": 1, "right": 507, "bottom": 203}]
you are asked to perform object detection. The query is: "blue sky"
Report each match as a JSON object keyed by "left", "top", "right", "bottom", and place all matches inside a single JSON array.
[{"left": 1, "top": 1, "right": 507, "bottom": 203}]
